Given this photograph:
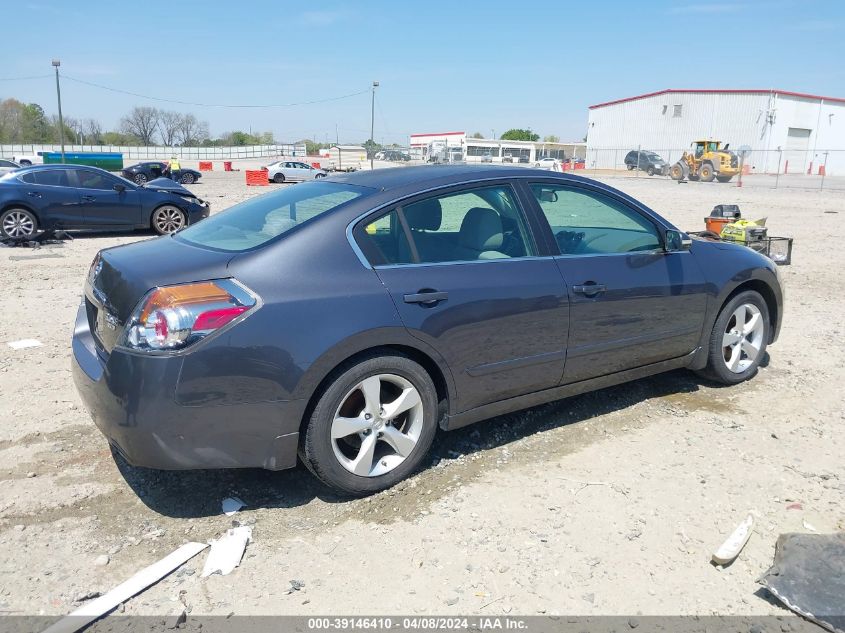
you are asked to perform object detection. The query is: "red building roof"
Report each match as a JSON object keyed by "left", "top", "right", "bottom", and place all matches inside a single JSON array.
[{"left": 589, "top": 89, "right": 845, "bottom": 109}]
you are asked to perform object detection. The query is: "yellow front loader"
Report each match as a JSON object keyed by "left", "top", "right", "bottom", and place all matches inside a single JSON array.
[{"left": 670, "top": 140, "right": 741, "bottom": 183}]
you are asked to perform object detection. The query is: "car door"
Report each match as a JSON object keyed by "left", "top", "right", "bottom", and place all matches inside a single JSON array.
[
  {"left": 71, "top": 169, "right": 141, "bottom": 227},
  {"left": 354, "top": 181, "right": 570, "bottom": 413},
  {"left": 525, "top": 181, "right": 708, "bottom": 384},
  {"left": 17, "top": 169, "right": 83, "bottom": 228}
]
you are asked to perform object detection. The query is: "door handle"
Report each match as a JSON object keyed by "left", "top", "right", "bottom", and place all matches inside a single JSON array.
[
  {"left": 27, "top": 191, "right": 42, "bottom": 198},
  {"left": 82, "top": 195, "right": 96, "bottom": 202},
  {"left": 403, "top": 291, "right": 448, "bottom": 305},
  {"left": 572, "top": 283, "right": 607, "bottom": 297}
]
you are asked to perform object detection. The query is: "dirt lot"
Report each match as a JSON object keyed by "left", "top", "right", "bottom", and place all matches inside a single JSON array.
[{"left": 0, "top": 165, "right": 842, "bottom": 619}]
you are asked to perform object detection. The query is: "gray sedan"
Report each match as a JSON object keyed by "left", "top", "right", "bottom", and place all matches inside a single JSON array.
[{"left": 265, "top": 160, "right": 327, "bottom": 183}]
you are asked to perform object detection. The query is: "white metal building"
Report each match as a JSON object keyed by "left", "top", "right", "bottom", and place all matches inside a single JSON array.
[
  {"left": 408, "top": 131, "right": 585, "bottom": 164},
  {"left": 586, "top": 89, "right": 845, "bottom": 175}
]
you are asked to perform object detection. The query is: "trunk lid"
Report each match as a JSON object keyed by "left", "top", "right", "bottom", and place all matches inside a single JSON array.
[{"left": 86, "top": 236, "right": 235, "bottom": 353}]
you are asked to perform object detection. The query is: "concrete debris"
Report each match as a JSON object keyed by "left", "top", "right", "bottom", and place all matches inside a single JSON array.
[
  {"left": 201, "top": 526, "right": 252, "bottom": 577},
  {"left": 7, "top": 339, "right": 42, "bottom": 350},
  {"left": 712, "top": 514, "right": 754, "bottom": 566},
  {"left": 42, "top": 541, "right": 208, "bottom": 633}
]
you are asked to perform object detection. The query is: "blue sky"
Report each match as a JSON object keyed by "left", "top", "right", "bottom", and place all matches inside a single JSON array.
[{"left": 2, "top": 0, "right": 843, "bottom": 144}]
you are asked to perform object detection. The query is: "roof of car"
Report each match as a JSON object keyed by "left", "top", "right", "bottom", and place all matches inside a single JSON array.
[{"left": 324, "top": 164, "right": 587, "bottom": 190}]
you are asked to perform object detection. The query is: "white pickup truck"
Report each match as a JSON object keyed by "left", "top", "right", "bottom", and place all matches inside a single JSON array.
[{"left": 12, "top": 151, "right": 48, "bottom": 166}]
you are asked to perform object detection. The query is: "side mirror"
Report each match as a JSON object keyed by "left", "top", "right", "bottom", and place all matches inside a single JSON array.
[
  {"left": 538, "top": 189, "right": 558, "bottom": 203},
  {"left": 665, "top": 229, "right": 692, "bottom": 252},
  {"left": 113, "top": 184, "right": 126, "bottom": 192}
]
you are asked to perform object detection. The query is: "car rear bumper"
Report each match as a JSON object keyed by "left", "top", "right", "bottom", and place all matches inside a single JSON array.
[{"left": 71, "top": 303, "right": 302, "bottom": 471}]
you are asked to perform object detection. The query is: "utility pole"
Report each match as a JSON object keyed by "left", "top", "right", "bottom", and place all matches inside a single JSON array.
[
  {"left": 52, "top": 59, "right": 65, "bottom": 163},
  {"left": 370, "top": 81, "right": 379, "bottom": 169}
]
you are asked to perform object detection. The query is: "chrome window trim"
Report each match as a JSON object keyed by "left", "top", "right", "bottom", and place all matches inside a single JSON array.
[{"left": 373, "top": 254, "right": 556, "bottom": 271}]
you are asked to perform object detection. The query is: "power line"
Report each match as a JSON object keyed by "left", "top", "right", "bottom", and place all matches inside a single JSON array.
[
  {"left": 0, "top": 74, "right": 53, "bottom": 81},
  {"left": 61, "top": 75, "right": 370, "bottom": 109}
]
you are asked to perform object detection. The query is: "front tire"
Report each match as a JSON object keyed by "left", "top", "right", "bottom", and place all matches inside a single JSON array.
[
  {"left": 1, "top": 207, "right": 38, "bottom": 239},
  {"left": 670, "top": 163, "right": 685, "bottom": 181},
  {"left": 151, "top": 205, "right": 186, "bottom": 235},
  {"left": 302, "top": 353, "right": 439, "bottom": 496},
  {"left": 698, "top": 290, "right": 770, "bottom": 385},
  {"left": 717, "top": 175, "right": 733, "bottom": 183},
  {"left": 647, "top": 166, "right": 655, "bottom": 176}
]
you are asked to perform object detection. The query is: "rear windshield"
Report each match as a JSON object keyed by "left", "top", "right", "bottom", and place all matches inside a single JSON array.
[{"left": 177, "top": 181, "right": 369, "bottom": 252}]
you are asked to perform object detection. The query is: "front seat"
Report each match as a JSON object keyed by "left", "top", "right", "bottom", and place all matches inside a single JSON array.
[
  {"left": 458, "top": 207, "right": 508, "bottom": 259},
  {"left": 399, "top": 197, "right": 450, "bottom": 262}
]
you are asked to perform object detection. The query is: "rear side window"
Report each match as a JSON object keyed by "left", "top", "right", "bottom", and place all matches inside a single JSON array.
[
  {"left": 21, "top": 169, "right": 70, "bottom": 186},
  {"left": 357, "top": 185, "right": 536, "bottom": 266},
  {"left": 178, "top": 180, "right": 368, "bottom": 252},
  {"left": 529, "top": 184, "right": 661, "bottom": 255}
]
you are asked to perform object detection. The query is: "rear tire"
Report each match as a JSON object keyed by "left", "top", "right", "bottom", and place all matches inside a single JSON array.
[
  {"left": 273, "top": 173, "right": 285, "bottom": 184},
  {"left": 180, "top": 172, "right": 195, "bottom": 184},
  {"left": 697, "top": 290, "right": 770, "bottom": 385},
  {"left": 134, "top": 173, "right": 148, "bottom": 185},
  {"left": 301, "top": 352, "right": 439, "bottom": 496},
  {"left": 626, "top": 164, "right": 634, "bottom": 171},
  {"left": 699, "top": 164, "right": 716, "bottom": 182},
  {"left": 1, "top": 207, "right": 38, "bottom": 239},
  {"left": 19, "top": 160, "right": 32, "bottom": 167}
]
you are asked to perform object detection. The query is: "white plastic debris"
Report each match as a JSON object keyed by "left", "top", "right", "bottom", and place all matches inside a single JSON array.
[
  {"left": 42, "top": 541, "right": 208, "bottom": 633},
  {"left": 802, "top": 520, "right": 818, "bottom": 532},
  {"left": 712, "top": 514, "right": 754, "bottom": 566},
  {"left": 221, "top": 496, "right": 245, "bottom": 516},
  {"left": 8, "top": 339, "right": 42, "bottom": 350},
  {"left": 201, "top": 526, "right": 252, "bottom": 577}
]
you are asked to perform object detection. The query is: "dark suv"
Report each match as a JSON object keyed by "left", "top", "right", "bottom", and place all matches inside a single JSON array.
[{"left": 624, "top": 150, "right": 667, "bottom": 176}]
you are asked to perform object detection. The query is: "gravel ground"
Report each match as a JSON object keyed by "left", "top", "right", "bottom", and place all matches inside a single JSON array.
[{"left": 0, "top": 164, "right": 842, "bottom": 619}]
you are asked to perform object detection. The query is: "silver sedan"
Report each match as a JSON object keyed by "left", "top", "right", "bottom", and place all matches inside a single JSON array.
[{"left": 265, "top": 160, "right": 327, "bottom": 183}]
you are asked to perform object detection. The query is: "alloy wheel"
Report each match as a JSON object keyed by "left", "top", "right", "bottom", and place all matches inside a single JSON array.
[
  {"left": 2, "top": 210, "right": 36, "bottom": 238},
  {"left": 331, "top": 374, "right": 424, "bottom": 477},
  {"left": 722, "top": 303, "right": 764, "bottom": 373},
  {"left": 134, "top": 173, "right": 147, "bottom": 184},
  {"left": 152, "top": 206, "right": 185, "bottom": 234}
]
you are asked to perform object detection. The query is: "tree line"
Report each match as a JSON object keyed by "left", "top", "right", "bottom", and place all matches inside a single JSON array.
[{"left": 0, "top": 98, "right": 276, "bottom": 147}]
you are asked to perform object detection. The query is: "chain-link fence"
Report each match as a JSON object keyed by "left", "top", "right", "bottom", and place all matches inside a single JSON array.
[
  {"left": 0, "top": 143, "right": 307, "bottom": 161},
  {"left": 583, "top": 147, "right": 845, "bottom": 191}
]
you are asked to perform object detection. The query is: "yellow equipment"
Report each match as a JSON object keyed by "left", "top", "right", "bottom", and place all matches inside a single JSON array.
[
  {"left": 670, "top": 140, "right": 741, "bottom": 183},
  {"left": 720, "top": 218, "right": 768, "bottom": 245}
]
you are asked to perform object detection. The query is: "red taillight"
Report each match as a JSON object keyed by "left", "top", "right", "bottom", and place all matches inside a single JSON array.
[
  {"left": 119, "top": 279, "right": 258, "bottom": 352},
  {"left": 193, "top": 306, "right": 250, "bottom": 331}
]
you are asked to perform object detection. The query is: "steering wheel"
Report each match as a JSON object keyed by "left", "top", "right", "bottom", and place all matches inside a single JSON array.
[{"left": 555, "top": 230, "right": 585, "bottom": 254}]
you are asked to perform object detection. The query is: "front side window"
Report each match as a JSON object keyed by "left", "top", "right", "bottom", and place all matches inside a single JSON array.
[
  {"left": 529, "top": 184, "right": 661, "bottom": 255},
  {"left": 178, "top": 180, "right": 369, "bottom": 252},
  {"left": 357, "top": 185, "right": 535, "bottom": 265},
  {"left": 75, "top": 169, "right": 115, "bottom": 190}
]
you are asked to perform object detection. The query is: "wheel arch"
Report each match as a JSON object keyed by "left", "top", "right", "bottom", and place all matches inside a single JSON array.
[
  {"left": 297, "top": 343, "right": 455, "bottom": 437},
  {"left": 720, "top": 279, "right": 780, "bottom": 344}
]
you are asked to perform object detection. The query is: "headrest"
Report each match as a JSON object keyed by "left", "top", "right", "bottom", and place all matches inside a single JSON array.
[
  {"left": 459, "top": 207, "right": 503, "bottom": 252},
  {"left": 403, "top": 198, "right": 442, "bottom": 231}
]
